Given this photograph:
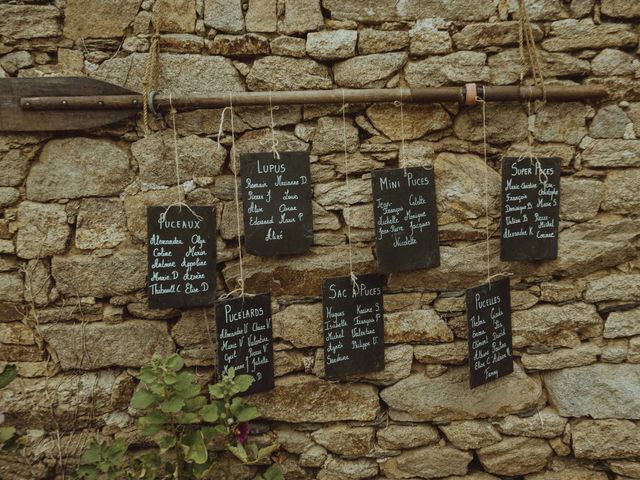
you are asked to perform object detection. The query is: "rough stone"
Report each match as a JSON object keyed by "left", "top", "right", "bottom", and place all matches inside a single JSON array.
[
  {"left": 41, "top": 321, "right": 174, "bottom": 370},
  {"left": 270, "top": 36, "right": 306, "bottom": 57},
  {"left": 0, "top": 5, "right": 60, "bottom": 39},
  {"left": 51, "top": 252, "right": 146, "bottom": 298},
  {"left": 306, "top": 30, "right": 357, "bottom": 61},
  {"left": 489, "top": 48, "right": 590, "bottom": 85},
  {"left": 376, "top": 424, "right": 440, "bottom": 450},
  {"left": 605, "top": 308, "right": 640, "bottom": 338},
  {"left": 381, "top": 364, "right": 542, "bottom": 422},
  {"left": 93, "top": 53, "right": 244, "bottom": 95},
  {"left": 311, "top": 425, "right": 374, "bottom": 457},
  {"left": 299, "top": 444, "right": 327, "bottom": 468},
  {"left": 589, "top": 106, "right": 631, "bottom": 139},
  {"left": 409, "top": 19, "right": 452, "bottom": 55},
  {"left": 0, "top": 188, "right": 19, "bottom": 208},
  {"left": 521, "top": 342, "right": 601, "bottom": 370},
  {"left": 23, "top": 259, "right": 52, "bottom": 306},
  {"left": 512, "top": 303, "right": 602, "bottom": 349},
  {"left": 208, "top": 34, "right": 270, "bottom": 57},
  {"left": 602, "top": 169, "right": 640, "bottom": 214},
  {"left": 358, "top": 30, "right": 409, "bottom": 55},
  {"left": 279, "top": 0, "right": 324, "bottom": 35},
  {"left": 246, "top": 0, "right": 277, "bottom": 33},
  {"left": 582, "top": 139, "right": 640, "bottom": 168},
  {"left": 585, "top": 273, "right": 640, "bottom": 303},
  {"left": 0, "top": 51, "right": 32, "bottom": 75},
  {"left": 170, "top": 308, "right": 214, "bottom": 347},
  {"left": 385, "top": 309, "right": 453, "bottom": 344},
  {"left": 545, "top": 364, "right": 640, "bottom": 419},
  {"left": 453, "top": 21, "right": 542, "bottom": 49},
  {"left": 477, "top": 437, "right": 553, "bottom": 476},
  {"left": 543, "top": 19, "right": 637, "bottom": 52},
  {"left": 76, "top": 198, "right": 127, "bottom": 250},
  {"left": 153, "top": 0, "right": 196, "bottom": 33},
  {"left": 414, "top": 341, "right": 468, "bottom": 365},
  {"left": 334, "top": 53, "right": 408, "bottom": 88},
  {"left": 592, "top": 49, "right": 638, "bottom": 76},
  {"left": 454, "top": 103, "right": 527, "bottom": 144},
  {"left": 506, "top": 0, "right": 594, "bottom": 21},
  {"left": 405, "top": 52, "right": 489, "bottom": 87},
  {"left": 321, "top": 457, "right": 379, "bottom": 478},
  {"left": 0, "top": 148, "right": 32, "bottom": 187},
  {"left": 204, "top": 0, "right": 244, "bottom": 33},
  {"left": 314, "top": 178, "right": 372, "bottom": 209},
  {"left": 601, "top": 0, "right": 640, "bottom": 18},
  {"left": 249, "top": 375, "right": 380, "bottom": 422},
  {"left": 64, "top": 0, "right": 141, "bottom": 39},
  {"left": 440, "top": 421, "right": 502, "bottom": 450},
  {"left": 609, "top": 460, "right": 640, "bottom": 478},
  {"left": 380, "top": 445, "right": 473, "bottom": 479},
  {"left": 496, "top": 408, "right": 568, "bottom": 438},
  {"left": 572, "top": 419, "right": 640, "bottom": 459},
  {"left": 322, "top": 0, "right": 399, "bottom": 22},
  {"left": 367, "top": 103, "right": 451, "bottom": 140},
  {"left": 312, "top": 116, "right": 359, "bottom": 155},
  {"left": 560, "top": 177, "right": 603, "bottom": 222},
  {"left": 27, "top": 138, "right": 132, "bottom": 202},
  {"left": 398, "top": 0, "right": 498, "bottom": 21},
  {"left": 534, "top": 103, "right": 588, "bottom": 145},
  {"left": 272, "top": 303, "right": 323, "bottom": 348},
  {"left": 16, "top": 202, "right": 70, "bottom": 260},
  {"left": 247, "top": 56, "right": 332, "bottom": 90},
  {"left": 123, "top": 187, "right": 188, "bottom": 241}
]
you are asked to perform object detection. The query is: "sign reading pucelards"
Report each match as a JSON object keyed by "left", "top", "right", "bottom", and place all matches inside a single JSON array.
[
  {"left": 322, "top": 274, "right": 385, "bottom": 380},
  {"left": 240, "top": 151, "right": 313, "bottom": 256},
  {"left": 501, "top": 157, "right": 560, "bottom": 261},
  {"left": 372, "top": 167, "right": 439, "bottom": 272},
  {"left": 466, "top": 277, "right": 513, "bottom": 389},
  {"left": 147, "top": 206, "right": 216, "bottom": 309},
  {"left": 215, "top": 293, "right": 274, "bottom": 394}
]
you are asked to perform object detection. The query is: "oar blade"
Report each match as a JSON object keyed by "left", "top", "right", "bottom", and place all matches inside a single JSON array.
[{"left": 0, "top": 77, "right": 139, "bottom": 132}]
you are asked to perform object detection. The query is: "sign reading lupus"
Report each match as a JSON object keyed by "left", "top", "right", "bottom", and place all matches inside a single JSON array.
[
  {"left": 501, "top": 157, "right": 561, "bottom": 261},
  {"left": 215, "top": 293, "right": 274, "bottom": 394},
  {"left": 240, "top": 151, "right": 313, "bottom": 256},
  {"left": 372, "top": 167, "right": 439, "bottom": 272},
  {"left": 147, "top": 206, "right": 216, "bottom": 309},
  {"left": 466, "top": 277, "right": 513, "bottom": 389},
  {"left": 322, "top": 274, "right": 385, "bottom": 380}
]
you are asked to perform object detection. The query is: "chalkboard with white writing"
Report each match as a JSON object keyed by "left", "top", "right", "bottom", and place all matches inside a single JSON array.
[
  {"left": 501, "top": 157, "right": 561, "bottom": 261},
  {"left": 466, "top": 277, "right": 513, "bottom": 389},
  {"left": 240, "top": 151, "right": 313, "bottom": 256},
  {"left": 147, "top": 206, "right": 216, "bottom": 309},
  {"left": 322, "top": 274, "right": 385, "bottom": 380},
  {"left": 372, "top": 167, "right": 439, "bottom": 272},
  {"left": 215, "top": 293, "right": 274, "bottom": 395}
]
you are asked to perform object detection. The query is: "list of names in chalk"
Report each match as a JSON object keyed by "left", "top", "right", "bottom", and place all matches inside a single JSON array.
[
  {"left": 215, "top": 293, "right": 274, "bottom": 394},
  {"left": 240, "top": 151, "right": 313, "bottom": 256},
  {"left": 322, "top": 274, "right": 385, "bottom": 379},
  {"left": 466, "top": 277, "right": 513, "bottom": 389},
  {"left": 501, "top": 157, "right": 561, "bottom": 261},
  {"left": 147, "top": 206, "right": 216, "bottom": 309},
  {"left": 372, "top": 167, "right": 439, "bottom": 272}
]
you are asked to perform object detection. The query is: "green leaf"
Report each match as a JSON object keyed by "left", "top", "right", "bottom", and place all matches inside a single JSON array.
[
  {"left": 160, "top": 394, "right": 185, "bottom": 413},
  {"left": 180, "top": 412, "right": 200, "bottom": 424},
  {"left": 227, "top": 442, "right": 249, "bottom": 464},
  {"left": 199, "top": 403, "right": 218, "bottom": 422},
  {"left": 165, "top": 354, "right": 185, "bottom": 372},
  {"left": 136, "top": 367, "right": 156, "bottom": 385},
  {"left": 231, "top": 375, "right": 254, "bottom": 394},
  {"left": 263, "top": 466, "right": 284, "bottom": 480},
  {"left": 130, "top": 389, "right": 158, "bottom": 410},
  {"left": 184, "top": 431, "right": 208, "bottom": 465},
  {"left": 208, "top": 384, "right": 224, "bottom": 399},
  {"left": 256, "top": 443, "right": 279, "bottom": 461},
  {"left": 157, "top": 434, "right": 177, "bottom": 453},
  {"left": 184, "top": 395, "right": 207, "bottom": 412},
  {"left": 138, "top": 411, "right": 167, "bottom": 436},
  {"left": 248, "top": 442, "right": 259, "bottom": 460},
  {"left": 79, "top": 439, "right": 103, "bottom": 464},
  {"left": 201, "top": 425, "right": 226, "bottom": 441},
  {"left": 230, "top": 397, "right": 260, "bottom": 422},
  {"left": 148, "top": 382, "right": 166, "bottom": 396},
  {"left": 0, "top": 426, "right": 16, "bottom": 443},
  {"left": 75, "top": 465, "right": 98, "bottom": 480},
  {"left": 0, "top": 364, "right": 17, "bottom": 389}
]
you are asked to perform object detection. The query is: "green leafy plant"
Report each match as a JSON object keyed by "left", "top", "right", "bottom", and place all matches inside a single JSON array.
[
  {"left": 0, "top": 364, "right": 19, "bottom": 453},
  {"left": 75, "top": 354, "right": 283, "bottom": 480}
]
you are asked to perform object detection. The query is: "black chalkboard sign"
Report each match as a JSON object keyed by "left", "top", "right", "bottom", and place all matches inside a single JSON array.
[
  {"left": 372, "top": 167, "right": 440, "bottom": 273},
  {"left": 215, "top": 293, "right": 274, "bottom": 394},
  {"left": 322, "top": 274, "right": 385, "bottom": 380},
  {"left": 147, "top": 206, "right": 216, "bottom": 309},
  {"left": 466, "top": 277, "right": 513, "bottom": 389},
  {"left": 501, "top": 157, "right": 561, "bottom": 261},
  {"left": 240, "top": 151, "right": 313, "bottom": 256}
]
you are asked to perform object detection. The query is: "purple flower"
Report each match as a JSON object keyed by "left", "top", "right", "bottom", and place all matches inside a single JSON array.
[{"left": 233, "top": 422, "right": 250, "bottom": 444}]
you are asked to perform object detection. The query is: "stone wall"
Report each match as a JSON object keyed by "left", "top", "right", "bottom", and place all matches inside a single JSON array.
[{"left": 1, "top": 0, "right": 640, "bottom": 478}]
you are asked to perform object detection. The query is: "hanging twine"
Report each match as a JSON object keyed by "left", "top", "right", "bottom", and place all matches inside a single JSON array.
[
  {"left": 142, "top": 19, "right": 161, "bottom": 132},
  {"left": 262, "top": 91, "right": 281, "bottom": 160},
  {"left": 393, "top": 88, "right": 407, "bottom": 168},
  {"left": 477, "top": 96, "right": 492, "bottom": 285},
  {"left": 517, "top": 0, "right": 546, "bottom": 96},
  {"left": 341, "top": 90, "right": 359, "bottom": 292}
]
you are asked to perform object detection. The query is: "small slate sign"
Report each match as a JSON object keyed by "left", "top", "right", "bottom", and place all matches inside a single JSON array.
[
  {"left": 147, "top": 206, "right": 216, "bottom": 309},
  {"left": 322, "top": 274, "right": 385, "bottom": 380},
  {"left": 215, "top": 293, "right": 274, "bottom": 394},
  {"left": 240, "top": 151, "right": 313, "bottom": 256},
  {"left": 466, "top": 277, "right": 513, "bottom": 389},
  {"left": 372, "top": 167, "right": 440, "bottom": 272},
  {"left": 501, "top": 157, "right": 561, "bottom": 261}
]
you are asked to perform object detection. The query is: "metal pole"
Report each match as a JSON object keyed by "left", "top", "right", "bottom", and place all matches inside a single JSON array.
[{"left": 20, "top": 85, "right": 607, "bottom": 112}]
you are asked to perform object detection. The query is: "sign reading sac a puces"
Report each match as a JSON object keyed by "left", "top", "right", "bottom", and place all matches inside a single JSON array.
[
  {"left": 240, "top": 151, "right": 313, "bottom": 256},
  {"left": 372, "top": 167, "right": 439, "bottom": 272},
  {"left": 215, "top": 293, "right": 274, "bottom": 394},
  {"left": 147, "top": 206, "right": 216, "bottom": 309},
  {"left": 501, "top": 157, "right": 561, "bottom": 261},
  {"left": 322, "top": 274, "right": 385, "bottom": 379},
  {"left": 466, "top": 277, "right": 513, "bottom": 389}
]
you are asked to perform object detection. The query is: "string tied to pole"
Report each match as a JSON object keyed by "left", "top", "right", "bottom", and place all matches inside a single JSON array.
[
  {"left": 142, "top": 18, "right": 161, "bottom": 132},
  {"left": 259, "top": 90, "right": 281, "bottom": 160}
]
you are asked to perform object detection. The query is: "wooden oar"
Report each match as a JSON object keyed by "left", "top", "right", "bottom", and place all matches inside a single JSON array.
[{"left": 0, "top": 77, "right": 607, "bottom": 132}]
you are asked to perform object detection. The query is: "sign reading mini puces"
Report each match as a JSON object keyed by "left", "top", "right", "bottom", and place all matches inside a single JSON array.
[
  {"left": 501, "top": 157, "right": 561, "bottom": 261},
  {"left": 466, "top": 277, "right": 513, "bottom": 389},
  {"left": 240, "top": 151, "right": 313, "bottom": 256},
  {"left": 215, "top": 293, "right": 274, "bottom": 394},
  {"left": 147, "top": 206, "right": 216, "bottom": 309},
  {"left": 322, "top": 274, "right": 385, "bottom": 379},
  {"left": 372, "top": 167, "right": 439, "bottom": 272}
]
